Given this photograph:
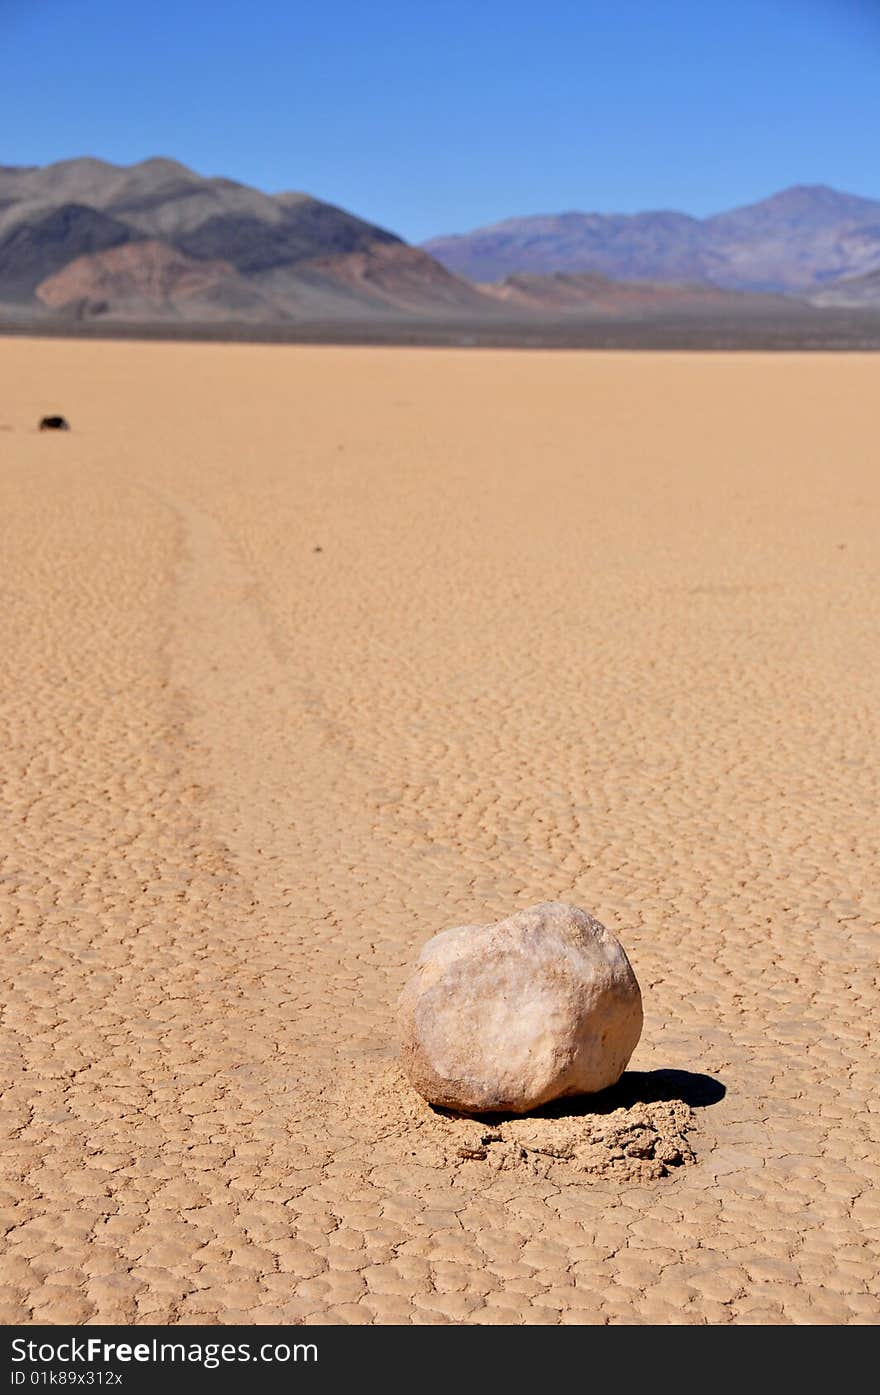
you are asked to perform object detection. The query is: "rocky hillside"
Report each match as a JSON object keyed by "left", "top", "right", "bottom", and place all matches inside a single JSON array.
[{"left": 0, "top": 157, "right": 488, "bottom": 321}]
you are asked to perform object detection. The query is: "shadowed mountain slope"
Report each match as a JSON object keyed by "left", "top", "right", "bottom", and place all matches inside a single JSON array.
[{"left": 0, "top": 203, "right": 139, "bottom": 302}]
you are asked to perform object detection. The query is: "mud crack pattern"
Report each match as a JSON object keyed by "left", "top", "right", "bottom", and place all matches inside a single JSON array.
[{"left": 0, "top": 341, "right": 878, "bottom": 1325}]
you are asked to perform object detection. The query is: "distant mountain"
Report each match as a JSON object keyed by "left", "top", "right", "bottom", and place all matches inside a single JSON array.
[
  {"left": 3, "top": 159, "right": 874, "bottom": 328},
  {"left": 426, "top": 211, "right": 713, "bottom": 287},
  {"left": 423, "top": 186, "right": 880, "bottom": 292},
  {"left": 0, "top": 156, "right": 486, "bottom": 321}
]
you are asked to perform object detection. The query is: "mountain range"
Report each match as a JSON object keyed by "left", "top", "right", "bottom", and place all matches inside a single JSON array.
[
  {"left": 1, "top": 159, "right": 879, "bottom": 326},
  {"left": 0, "top": 157, "right": 488, "bottom": 322},
  {"left": 423, "top": 186, "right": 880, "bottom": 297}
]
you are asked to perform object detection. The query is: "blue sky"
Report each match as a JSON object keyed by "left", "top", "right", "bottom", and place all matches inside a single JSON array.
[{"left": 3, "top": 0, "right": 878, "bottom": 241}]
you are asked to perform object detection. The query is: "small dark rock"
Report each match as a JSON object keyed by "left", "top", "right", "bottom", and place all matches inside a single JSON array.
[
  {"left": 39, "top": 416, "right": 70, "bottom": 431},
  {"left": 313, "top": 545, "right": 323, "bottom": 553}
]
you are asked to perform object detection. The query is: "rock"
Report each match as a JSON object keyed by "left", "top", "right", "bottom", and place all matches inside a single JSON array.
[
  {"left": 38, "top": 415, "right": 69, "bottom": 431},
  {"left": 398, "top": 901, "right": 643, "bottom": 1114}
]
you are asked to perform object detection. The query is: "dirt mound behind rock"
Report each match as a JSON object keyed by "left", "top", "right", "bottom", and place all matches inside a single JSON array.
[{"left": 356, "top": 1066, "right": 696, "bottom": 1184}]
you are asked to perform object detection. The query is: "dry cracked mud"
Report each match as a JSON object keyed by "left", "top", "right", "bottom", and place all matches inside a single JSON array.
[{"left": 0, "top": 340, "right": 878, "bottom": 1325}]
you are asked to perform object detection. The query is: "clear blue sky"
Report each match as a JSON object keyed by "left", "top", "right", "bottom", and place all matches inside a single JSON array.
[{"left": 3, "top": 0, "right": 878, "bottom": 242}]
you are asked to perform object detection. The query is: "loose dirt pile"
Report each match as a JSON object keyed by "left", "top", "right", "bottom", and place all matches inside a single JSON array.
[{"left": 356, "top": 1066, "right": 695, "bottom": 1183}]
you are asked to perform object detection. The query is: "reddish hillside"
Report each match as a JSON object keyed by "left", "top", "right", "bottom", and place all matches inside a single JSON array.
[
  {"left": 299, "top": 242, "right": 494, "bottom": 315},
  {"left": 34, "top": 237, "right": 492, "bottom": 322},
  {"left": 35, "top": 240, "right": 272, "bottom": 319},
  {"left": 482, "top": 270, "right": 798, "bottom": 317}
]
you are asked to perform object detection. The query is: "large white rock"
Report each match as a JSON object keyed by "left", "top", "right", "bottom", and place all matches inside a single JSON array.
[{"left": 399, "top": 902, "right": 643, "bottom": 1114}]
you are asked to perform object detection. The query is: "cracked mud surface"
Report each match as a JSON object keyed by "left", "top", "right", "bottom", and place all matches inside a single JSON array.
[{"left": 1, "top": 341, "right": 878, "bottom": 1325}]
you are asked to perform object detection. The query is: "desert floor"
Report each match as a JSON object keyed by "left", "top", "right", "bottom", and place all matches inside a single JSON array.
[{"left": 1, "top": 340, "right": 877, "bottom": 1326}]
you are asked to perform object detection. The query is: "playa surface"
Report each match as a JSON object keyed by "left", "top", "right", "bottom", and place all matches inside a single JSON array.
[{"left": 1, "top": 340, "right": 877, "bottom": 1325}]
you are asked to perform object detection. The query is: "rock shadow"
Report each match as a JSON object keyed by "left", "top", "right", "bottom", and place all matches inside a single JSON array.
[
  {"left": 454, "top": 1068, "right": 726, "bottom": 1126},
  {"left": 542, "top": 1069, "right": 726, "bottom": 1120},
  {"left": 590, "top": 1068, "right": 725, "bottom": 1112}
]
